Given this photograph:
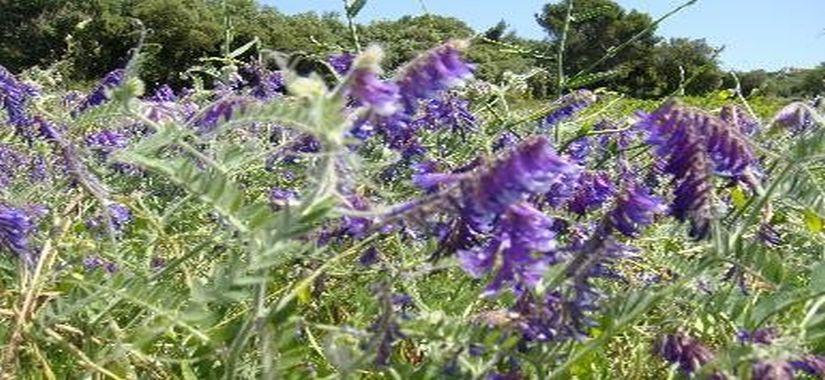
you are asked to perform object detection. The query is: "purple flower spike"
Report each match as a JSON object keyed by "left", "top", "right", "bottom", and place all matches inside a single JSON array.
[
  {"left": 244, "top": 64, "right": 285, "bottom": 100},
  {"left": 75, "top": 69, "right": 125, "bottom": 115},
  {"left": 544, "top": 170, "right": 581, "bottom": 209},
  {"left": 790, "top": 355, "right": 825, "bottom": 377},
  {"left": 493, "top": 131, "right": 519, "bottom": 152},
  {"left": 86, "top": 130, "right": 130, "bottom": 158},
  {"left": 413, "top": 93, "right": 476, "bottom": 134},
  {"left": 773, "top": 101, "right": 819, "bottom": 135},
  {"left": 359, "top": 246, "right": 379, "bottom": 266},
  {"left": 395, "top": 40, "right": 474, "bottom": 113},
  {"left": 608, "top": 177, "right": 665, "bottom": 237},
  {"left": 513, "top": 292, "right": 569, "bottom": 342},
  {"left": 104, "top": 261, "right": 119, "bottom": 274},
  {"left": 0, "top": 204, "right": 36, "bottom": 266},
  {"left": 567, "top": 171, "right": 615, "bottom": 216},
  {"left": 83, "top": 256, "right": 104, "bottom": 271},
  {"left": 720, "top": 105, "right": 759, "bottom": 136},
  {"left": 752, "top": 360, "right": 794, "bottom": 380},
  {"left": 736, "top": 327, "right": 779, "bottom": 345},
  {"left": 0, "top": 144, "right": 28, "bottom": 188},
  {"left": 0, "top": 65, "right": 38, "bottom": 127},
  {"left": 411, "top": 160, "right": 458, "bottom": 192},
  {"left": 458, "top": 202, "right": 557, "bottom": 295},
  {"left": 193, "top": 97, "right": 249, "bottom": 135},
  {"left": 757, "top": 223, "right": 782, "bottom": 246},
  {"left": 269, "top": 187, "right": 298, "bottom": 211},
  {"left": 84, "top": 255, "right": 119, "bottom": 274},
  {"left": 641, "top": 101, "right": 752, "bottom": 238},
  {"left": 540, "top": 89, "right": 597, "bottom": 129},
  {"left": 85, "top": 203, "right": 132, "bottom": 233},
  {"left": 150, "top": 84, "right": 177, "bottom": 102},
  {"left": 108, "top": 203, "right": 132, "bottom": 230},
  {"left": 328, "top": 52, "right": 355, "bottom": 75},
  {"left": 337, "top": 195, "right": 373, "bottom": 239},
  {"left": 655, "top": 333, "right": 717, "bottom": 376},
  {"left": 566, "top": 137, "right": 591, "bottom": 163},
  {"left": 349, "top": 46, "right": 400, "bottom": 116},
  {"left": 465, "top": 137, "right": 577, "bottom": 230}
]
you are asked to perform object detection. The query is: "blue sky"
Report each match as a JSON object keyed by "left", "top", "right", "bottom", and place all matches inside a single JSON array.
[{"left": 262, "top": 0, "right": 825, "bottom": 71}]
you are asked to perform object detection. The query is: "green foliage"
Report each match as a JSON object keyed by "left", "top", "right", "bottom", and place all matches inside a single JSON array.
[
  {"left": 537, "top": 0, "right": 661, "bottom": 94},
  {"left": 3, "top": 0, "right": 792, "bottom": 100},
  {"left": 652, "top": 38, "right": 724, "bottom": 96},
  {"left": 2, "top": 8, "right": 825, "bottom": 377},
  {"left": 535, "top": 0, "right": 732, "bottom": 98}
]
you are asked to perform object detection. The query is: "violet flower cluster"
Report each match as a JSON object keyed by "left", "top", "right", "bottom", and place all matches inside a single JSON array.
[
  {"left": 328, "top": 52, "right": 355, "bottom": 75},
  {"left": 413, "top": 135, "right": 662, "bottom": 343},
  {"left": 193, "top": 97, "right": 250, "bottom": 135},
  {"left": 0, "top": 65, "right": 38, "bottom": 128},
  {"left": 395, "top": 40, "right": 474, "bottom": 114},
  {"left": 0, "top": 144, "right": 45, "bottom": 188},
  {"left": 607, "top": 176, "right": 666, "bottom": 237},
  {"left": 458, "top": 202, "right": 559, "bottom": 295},
  {"left": 348, "top": 46, "right": 401, "bottom": 118},
  {"left": 655, "top": 332, "right": 720, "bottom": 377},
  {"left": 144, "top": 85, "right": 199, "bottom": 124},
  {"left": 720, "top": 105, "right": 760, "bottom": 136},
  {"left": 566, "top": 170, "right": 615, "bottom": 216},
  {"left": 0, "top": 204, "right": 37, "bottom": 267},
  {"left": 540, "top": 89, "right": 597, "bottom": 130},
  {"left": 83, "top": 255, "right": 119, "bottom": 274},
  {"left": 773, "top": 101, "right": 819, "bottom": 135},
  {"left": 244, "top": 63, "right": 286, "bottom": 100},
  {"left": 641, "top": 101, "right": 755, "bottom": 238},
  {"left": 412, "top": 93, "right": 477, "bottom": 135},
  {"left": 74, "top": 69, "right": 125, "bottom": 115},
  {"left": 461, "top": 137, "right": 577, "bottom": 232},
  {"left": 86, "top": 130, "right": 130, "bottom": 159},
  {"left": 347, "top": 41, "right": 475, "bottom": 157}
]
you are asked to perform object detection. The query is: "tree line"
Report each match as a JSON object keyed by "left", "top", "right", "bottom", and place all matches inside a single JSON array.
[{"left": 1, "top": 0, "right": 821, "bottom": 99}]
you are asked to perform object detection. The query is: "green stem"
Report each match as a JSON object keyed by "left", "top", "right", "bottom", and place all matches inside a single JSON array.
[
  {"left": 343, "top": 0, "right": 362, "bottom": 52},
  {"left": 555, "top": 0, "right": 574, "bottom": 141}
]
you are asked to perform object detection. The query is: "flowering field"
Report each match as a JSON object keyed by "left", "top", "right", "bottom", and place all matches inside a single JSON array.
[{"left": 1, "top": 16, "right": 825, "bottom": 380}]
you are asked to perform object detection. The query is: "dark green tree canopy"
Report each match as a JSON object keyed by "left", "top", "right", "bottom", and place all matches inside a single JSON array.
[
  {"left": 652, "top": 38, "right": 724, "bottom": 96},
  {"left": 0, "top": 0, "right": 818, "bottom": 99},
  {"left": 536, "top": 0, "right": 660, "bottom": 75}
]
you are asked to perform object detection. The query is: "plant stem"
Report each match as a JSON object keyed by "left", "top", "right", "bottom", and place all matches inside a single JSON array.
[
  {"left": 556, "top": 0, "right": 573, "bottom": 98},
  {"left": 0, "top": 194, "right": 81, "bottom": 378},
  {"left": 555, "top": 0, "right": 574, "bottom": 142},
  {"left": 343, "top": 0, "right": 362, "bottom": 52}
]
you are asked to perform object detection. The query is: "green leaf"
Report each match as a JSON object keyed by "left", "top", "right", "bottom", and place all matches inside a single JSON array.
[
  {"left": 346, "top": 0, "right": 367, "bottom": 18},
  {"left": 810, "top": 262, "right": 825, "bottom": 291},
  {"left": 180, "top": 361, "right": 198, "bottom": 380},
  {"left": 228, "top": 37, "right": 259, "bottom": 59},
  {"left": 804, "top": 209, "right": 823, "bottom": 233},
  {"left": 760, "top": 251, "right": 786, "bottom": 284},
  {"left": 730, "top": 186, "right": 747, "bottom": 210},
  {"left": 564, "top": 70, "right": 619, "bottom": 89}
]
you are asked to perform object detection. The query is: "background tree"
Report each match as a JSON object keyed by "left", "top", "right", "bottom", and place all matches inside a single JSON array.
[
  {"left": 725, "top": 69, "right": 771, "bottom": 97},
  {"left": 0, "top": 0, "right": 84, "bottom": 73},
  {"left": 130, "top": 0, "right": 223, "bottom": 87},
  {"left": 796, "top": 63, "right": 825, "bottom": 97},
  {"left": 484, "top": 20, "right": 509, "bottom": 41},
  {"left": 0, "top": 0, "right": 819, "bottom": 99},
  {"left": 470, "top": 22, "right": 546, "bottom": 85},
  {"left": 536, "top": 0, "right": 661, "bottom": 96},
  {"left": 652, "top": 38, "right": 723, "bottom": 96}
]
